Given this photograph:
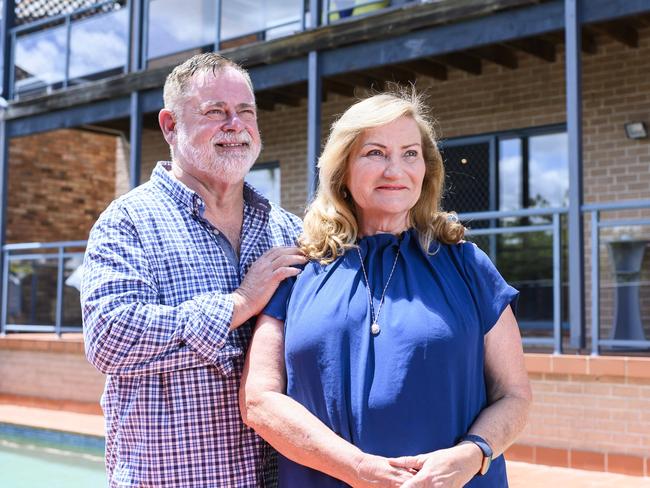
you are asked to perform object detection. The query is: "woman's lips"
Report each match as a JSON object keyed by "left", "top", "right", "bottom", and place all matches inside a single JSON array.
[{"left": 376, "top": 185, "right": 407, "bottom": 191}]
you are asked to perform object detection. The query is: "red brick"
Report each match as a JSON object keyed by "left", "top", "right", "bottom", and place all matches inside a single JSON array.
[
  {"left": 607, "top": 453, "right": 645, "bottom": 476},
  {"left": 570, "top": 449, "right": 605, "bottom": 472}
]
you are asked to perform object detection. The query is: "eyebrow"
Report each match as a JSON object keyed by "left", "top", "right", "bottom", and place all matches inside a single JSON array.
[
  {"left": 362, "top": 142, "right": 421, "bottom": 149},
  {"left": 200, "top": 101, "right": 257, "bottom": 110}
]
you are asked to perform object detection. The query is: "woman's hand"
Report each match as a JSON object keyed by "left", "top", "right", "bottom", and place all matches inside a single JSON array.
[
  {"left": 352, "top": 453, "right": 415, "bottom": 488},
  {"left": 388, "top": 443, "right": 481, "bottom": 488}
]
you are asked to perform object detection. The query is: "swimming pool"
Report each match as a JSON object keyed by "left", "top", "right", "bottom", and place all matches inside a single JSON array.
[{"left": 0, "top": 423, "right": 106, "bottom": 487}]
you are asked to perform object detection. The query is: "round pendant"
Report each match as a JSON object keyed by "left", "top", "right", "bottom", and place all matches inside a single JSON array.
[{"left": 371, "top": 322, "right": 381, "bottom": 335}]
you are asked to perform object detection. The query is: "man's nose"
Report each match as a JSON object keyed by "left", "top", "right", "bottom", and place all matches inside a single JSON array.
[{"left": 223, "top": 112, "right": 245, "bottom": 131}]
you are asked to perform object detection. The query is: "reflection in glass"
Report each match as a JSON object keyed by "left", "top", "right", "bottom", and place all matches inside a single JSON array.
[
  {"left": 221, "top": 0, "right": 302, "bottom": 42},
  {"left": 528, "top": 133, "right": 569, "bottom": 208},
  {"left": 15, "top": 25, "right": 67, "bottom": 94},
  {"left": 245, "top": 164, "right": 281, "bottom": 205},
  {"left": 147, "top": 0, "right": 215, "bottom": 61},
  {"left": 63, "top": 256, "right": 84, "bottom": 327},
  {"left": 7, "top": 259, "right": 58, "bottom": 326},
  {"left": 70, "top": 9, "right": 128, "bottom": 81},
  {"left": 498, "top": 138, "right": 522, "bottom": 211}
]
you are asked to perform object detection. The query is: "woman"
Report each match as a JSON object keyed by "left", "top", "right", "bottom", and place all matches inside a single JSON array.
[{"left": 240, "top": 90, "right": 532, "bottom": 487}]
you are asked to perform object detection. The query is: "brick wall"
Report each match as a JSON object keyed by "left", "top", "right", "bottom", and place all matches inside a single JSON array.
[
  {"left": 508, "top": 354, "right": 650, "bottom": 477},
  {"left": 0, "top": 335, "right": 104, "bottom": 404},
  {"left": 7, "top": 128, "right": 118, "bottom": 243}
]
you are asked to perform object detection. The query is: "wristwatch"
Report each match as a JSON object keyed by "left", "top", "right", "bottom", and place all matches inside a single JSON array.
[{"left": 459, "top": 434, "right": 493, "bottom": 476}]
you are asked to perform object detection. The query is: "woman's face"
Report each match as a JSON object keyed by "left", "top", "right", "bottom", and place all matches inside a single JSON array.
[{"left": 345, "top": 116, "right": 426, "bottom": 229}]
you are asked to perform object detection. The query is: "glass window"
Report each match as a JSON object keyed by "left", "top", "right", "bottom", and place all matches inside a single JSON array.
[
  {"left": 221, "top": 0, "right": 303, "bottom": 42},
  {"left": 245, "top": 163, "right": 281, "bottom": 205},
  {"left": 528, "top": 132, "right": 569, "bottom": 208},
  {"left": 70, "top": 9, "right": 128, "bottom": 81},
  {"left": 14, "top": 25, "right": 67, "bottom": 94},
  {"left": 147, "top": 0, "right": 216, "bottom": 61},
  {"left": 498, "top": 138, "right": 522, "bottom": 211}
]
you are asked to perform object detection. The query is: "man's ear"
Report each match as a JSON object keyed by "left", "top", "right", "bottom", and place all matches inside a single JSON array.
[{"left": 159, "top": 109, "right": 176, "bottom": 146}]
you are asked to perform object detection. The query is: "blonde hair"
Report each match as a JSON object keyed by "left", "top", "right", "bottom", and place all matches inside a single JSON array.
[
  {"left": 300, "top": 88, "right": 465, "bottom": 263},
  {"left": 163, "top": 52, "right": 254, "bottom": 114}
]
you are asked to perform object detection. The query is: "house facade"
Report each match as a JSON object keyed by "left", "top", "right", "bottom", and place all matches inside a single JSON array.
[{"left": 0, "top": 0, "right": 649, "bottom": 476}]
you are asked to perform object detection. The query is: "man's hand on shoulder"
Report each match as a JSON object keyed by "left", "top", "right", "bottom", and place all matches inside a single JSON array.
[{"left": 230, "top": 247, "right": 307, "bottom": 330}]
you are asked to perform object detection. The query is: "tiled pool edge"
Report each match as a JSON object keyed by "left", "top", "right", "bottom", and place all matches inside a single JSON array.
[{"left": 0, "top": 422, "right": 104, "bottom": 452}]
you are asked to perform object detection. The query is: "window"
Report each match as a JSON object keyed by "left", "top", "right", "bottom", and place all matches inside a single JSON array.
[
  {"left": 245, "top": 162, "right": 281, "bottom": 206},
  {"left": 499, "top": 131, "right": 568, "bottom": 211}
]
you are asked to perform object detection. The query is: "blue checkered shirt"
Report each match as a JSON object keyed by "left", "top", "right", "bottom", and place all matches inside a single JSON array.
[{"left": 82, "top": 162, "right": 302, "bottom": 487}]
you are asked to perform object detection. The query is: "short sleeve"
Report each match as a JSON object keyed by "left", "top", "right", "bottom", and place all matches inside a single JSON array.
[
  {"left": 263, "top": 276, "right": 296, "bottom": 321},
  {"left": 462, "top": 242, "right": 519, "bottom": 334}
]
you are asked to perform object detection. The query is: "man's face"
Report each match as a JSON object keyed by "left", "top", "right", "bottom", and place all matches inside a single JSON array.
[{"left": 172, "top": 68, "right": 262, "bottom": 183}]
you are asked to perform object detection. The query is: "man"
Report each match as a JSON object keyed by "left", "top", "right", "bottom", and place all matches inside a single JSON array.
[{"left": 81, "top": 53, "right": 305, "bottom": 487}]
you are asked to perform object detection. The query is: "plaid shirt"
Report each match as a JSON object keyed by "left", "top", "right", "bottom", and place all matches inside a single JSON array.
[{"left": 82, "top": 162, "right": 302, "bottom": 487}]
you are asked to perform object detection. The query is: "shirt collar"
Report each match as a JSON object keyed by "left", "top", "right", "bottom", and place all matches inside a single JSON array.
[{"left": 151, "top": 161, "right": 272, "bottom": 216}]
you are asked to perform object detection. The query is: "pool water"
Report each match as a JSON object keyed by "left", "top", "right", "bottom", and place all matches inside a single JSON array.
[{"left": 0, "top": 424, "right": 106, "bottom": 487}]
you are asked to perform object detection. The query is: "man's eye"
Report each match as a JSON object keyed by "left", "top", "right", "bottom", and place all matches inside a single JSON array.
[{"left": 206, "top": 109, "right": 225, "bottom": 117}]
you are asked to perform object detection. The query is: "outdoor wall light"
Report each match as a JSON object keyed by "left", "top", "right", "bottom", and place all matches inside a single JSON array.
[{"left": 624, "top": 121, "right": 648, "bottom": 140}]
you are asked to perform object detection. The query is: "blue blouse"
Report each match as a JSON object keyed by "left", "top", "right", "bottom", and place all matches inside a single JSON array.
[{"left": 264, "top": 229, "right": 518, "bottom": 487}]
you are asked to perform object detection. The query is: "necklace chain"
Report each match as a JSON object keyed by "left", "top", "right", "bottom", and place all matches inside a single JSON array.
[{"left": 356, "top": 246, "right": 400, "bottom": 335}]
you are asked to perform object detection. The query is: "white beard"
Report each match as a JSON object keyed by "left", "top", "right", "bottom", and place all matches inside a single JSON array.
[{"left": 175, "top": 129, "right": 261, "bottom": 184}]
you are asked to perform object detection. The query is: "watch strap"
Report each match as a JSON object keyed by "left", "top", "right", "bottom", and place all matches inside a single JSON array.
[{"left": 459, "top": 434, "right": 493, "bottom": 476}]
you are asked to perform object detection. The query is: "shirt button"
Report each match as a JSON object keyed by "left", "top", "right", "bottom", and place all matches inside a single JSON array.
[{"left": 212, "top": 229, "right": 220, "bottom": 235}]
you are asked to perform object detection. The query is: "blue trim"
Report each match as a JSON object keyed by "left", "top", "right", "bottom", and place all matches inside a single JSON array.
[
  {"left": 249, "top": 57, "right": 309, "bottom": 91},
  {"left": 130, "top": 91, "right": 143, "bottom": 188},
  {"left": 7, "top": 97, "right": 131, "bottom": 137},
  {"left": 307, "top": 51, "right": 321, "bottom": 200},
  {"left": 1, "top": 0, "right": 16, "bottom": 100},
  {"left": 214, "top": 0, "right": 222, "bottom": 51},
  {"left": 0, "top": 121, "right": 8, "bottom": 336},
  {"left": 565, "top": 0, "right": 585, "bottom": 349}
]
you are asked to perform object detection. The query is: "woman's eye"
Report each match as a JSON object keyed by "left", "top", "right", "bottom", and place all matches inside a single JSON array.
[
  {"left": 405, "top": 150, "right": 418, "bottom": 158},
  {"left": 366, "top": 149, "right": 384, "bottom": 157}
]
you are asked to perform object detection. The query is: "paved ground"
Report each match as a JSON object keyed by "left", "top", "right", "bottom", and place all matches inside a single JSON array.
[{"left": 1, "top": 398, "right": 648, "bottom": 487}]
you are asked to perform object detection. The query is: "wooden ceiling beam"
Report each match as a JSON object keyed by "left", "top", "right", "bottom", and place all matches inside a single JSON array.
[
  {"left": 265, "top": 89, "right": 302, "bottom": 107},
  {"left": 255, "top": 95, "right": 275, "bottom": 111},
  {"left": 397, "top": 59, "right": 448, "bottom": 81},
  {"left": 323, "top": 79, "right": 356, "bottom": 98},
  {"left": 365, "top": 66, "right": 416, "bottom": 85},
  {"left": 593, "top": 20, "right": 638, "bottom": 48},
  {"left": 505, "top": 37, "right": 556, "bottom": 62},
  {"left": 469, "top": 44, "right": 518, "bottom": 69},
  {"left": 435, "top": 53, "right": 482, "bottom": 75}
]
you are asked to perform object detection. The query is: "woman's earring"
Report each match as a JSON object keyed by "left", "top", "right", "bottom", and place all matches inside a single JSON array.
[{"left": 342, "top": 188, "right": 349, "bottom": 199}]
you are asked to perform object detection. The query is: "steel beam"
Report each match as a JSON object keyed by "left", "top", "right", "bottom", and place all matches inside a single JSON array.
[
  {"left": 1, "top": 0, "right": 15, "bottom": 100},
  {"left": 130, "top": 92, "right": 143, "bottom": 188},
  {"left": 307, "top": 0, "right": 323, "bottom": 200},
  {"left": 565, "top": 0, "right": 585, "bottom": 349}
]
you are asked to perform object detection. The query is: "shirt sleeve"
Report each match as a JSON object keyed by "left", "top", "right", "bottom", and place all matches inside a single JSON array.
[
  {"left": 461, "top": 242, "right": 519, "bottom": 335},
  {"left": 262, "top": 275, "right": 296, "bottom": 322},
  {"left": 81, "top": 203, "right": 236, "bottom": 377}
]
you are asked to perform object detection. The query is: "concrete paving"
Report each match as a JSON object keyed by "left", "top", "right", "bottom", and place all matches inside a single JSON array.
[{"left": 1, "top": 397, "right": 648, "bottom": 486}]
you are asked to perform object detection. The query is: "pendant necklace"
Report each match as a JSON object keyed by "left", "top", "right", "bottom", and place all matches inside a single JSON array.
[{"left": 356, "top": 246, "right": 400, "bottom": 335}]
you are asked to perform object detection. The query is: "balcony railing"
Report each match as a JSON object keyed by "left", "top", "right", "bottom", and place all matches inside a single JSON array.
[
  {"left": 8, "top": 0, "right": 415, "bottom": 99},
  {"left": 459, "top": 207, "right": 567, "bottom": 354},
  {"left": 0, "top": 241, "right": 86, "bottom": 335},
  {"left": 2, "top": 201, "right": 648, "bottom": 357},
  {"left": 10, "top": 0, "right": 129, "bottom": 99},
  {"left": 585, "top": 199, "right": 650, "bottom": 355}
]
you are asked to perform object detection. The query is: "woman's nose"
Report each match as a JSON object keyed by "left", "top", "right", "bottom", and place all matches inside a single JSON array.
[{"left": 383, "top": 156, "right": 403, "bottom": 178}]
